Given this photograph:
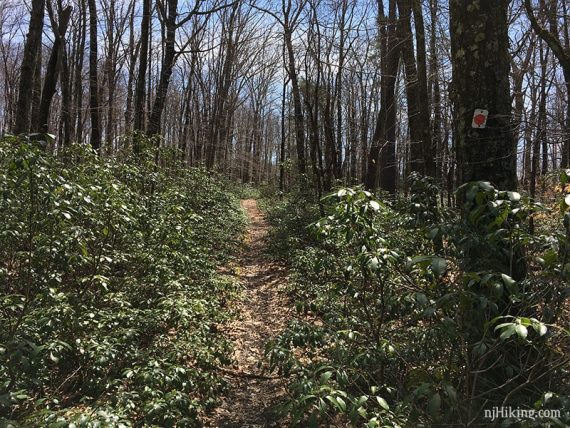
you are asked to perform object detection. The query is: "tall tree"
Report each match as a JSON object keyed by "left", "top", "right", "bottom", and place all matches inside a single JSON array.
[
  {"left": 72, "top": 0, "right": 87, "bottom": 144},
  {"left": 38, "top": 2, "right": 73, "bottom": 132},
  {"left": 13, "top": 0, "right": 45, "bottom": 134},
  {"left": 149, "top": 0, "right": 234, "bottom": 139},
  {"left": 429, "top": 0, "right": 443, "bottom": 182},
  {"left": 397, "top": 0, "right": 432, "bottom": 176},
  {"left": 524, "top": 0, "right": 570, "bottom": 168},
  {"left": 87, "top": 0, "right": 101, "bottom": 151},
  {"left": 366, "top": 0, "right": 399, "bottom": 192},
  {"left": 254, "top": 0, "right": 308, "bottom": 175},
  {"left": 133, "top": 0, "right": 151, "bottom": 134},
  {"left": 450, "top": 0, "right": 517, "bottom": 190}
]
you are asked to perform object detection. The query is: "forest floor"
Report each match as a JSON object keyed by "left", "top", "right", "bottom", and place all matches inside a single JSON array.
[{"left": 207, "top": 199, "right": 293, "bottom": 427}]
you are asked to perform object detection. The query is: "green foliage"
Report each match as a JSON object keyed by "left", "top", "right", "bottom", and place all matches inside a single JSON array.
[
  {"left": 0, "top": 136, "right": 246, "bottom": 426},
  {"left": 264, "top": 177, "right": 570, "bottom": 427},
  {"left": 260, "top": 189, "right": 322, "bottom": 259}
]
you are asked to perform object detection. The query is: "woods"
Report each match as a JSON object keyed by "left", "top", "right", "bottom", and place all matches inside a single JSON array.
[
  {"left": 1, "top": 0, "right": 570, "bottom": 426},
  {"left": 2, "top": 0, "right": 568, "bottom": 191}
]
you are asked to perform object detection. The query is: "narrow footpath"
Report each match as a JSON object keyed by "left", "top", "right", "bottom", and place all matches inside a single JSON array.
[{"left": 208, "top": 199, "right": 292, "bottom": 427}]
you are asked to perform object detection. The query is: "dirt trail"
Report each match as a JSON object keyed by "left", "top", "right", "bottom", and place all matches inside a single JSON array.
[{"left": 207, "top": 199, "right": 292, "bottom": 427}]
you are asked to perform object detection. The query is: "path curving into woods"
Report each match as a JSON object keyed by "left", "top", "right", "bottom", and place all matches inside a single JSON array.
[{"left": 207, "top": 199, "right": 292, "bottom": 427}]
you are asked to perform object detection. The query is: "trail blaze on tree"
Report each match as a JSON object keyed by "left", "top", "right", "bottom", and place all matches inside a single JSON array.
[{"left": 450, "top": 0, "right": 518, "bottom": 190}]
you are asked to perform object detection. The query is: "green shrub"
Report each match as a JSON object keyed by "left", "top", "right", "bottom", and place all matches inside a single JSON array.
[
  {"left": 0, "top": 136, "right": 246, "bottom": 426},
  {"left": 264, "top": 178, "right": 569, "bottom": 427}
]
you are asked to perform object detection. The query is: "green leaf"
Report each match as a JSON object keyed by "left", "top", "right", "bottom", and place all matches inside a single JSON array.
[
  {"left": 515, "top": 324, "right": 528, "bottom": 339},
  {"left": 507, "top": 191, "right": 521, "bottom": 202},
  {"left": 501, "top": 273, "right": 515, "bottom": 288},
  {"left": 494, "top": 322, "right": 514, "bottom": 331},
  {"left": 564, "top": 263, "right": 570, "bottom": 280},
  {"left": 368, "top": 256, "right": 380, "bottom": 270},
  {"left": 300, "top": 394, "right": 317, "bottom": 403},
  {"left": 499, "top": 324, "right": 516, "bottom": 340},
  {"left": 444, "top": 385, "right": 457, "bottom": 402},
  {"left": 326, "top": 395, "right": 346, "bottom": 412},
  {"left": 415, "top": 293, "right": 428, "bottom": 306},
  {"left": 427, "top": 393, "right": 441, "bottom": 415},
  {"left": 376, "top": 396, "right": 389, "bottom": 410},
  {"left": 533, "top": 322, "right": 547, "bottom": 336},
  {"left": 430, "top": 257, "right": 447, "bottom": 276},
  {"left": 366, "top": 417, "right": 379, "bottom": 428},
  {"left": 336, "top": 396, "right": 346, "bottom": 412},
  {"left": 308, "top": 411, "right": 318, "bottom": 428},
  {"left": 319, "top": 371, "right": 333, "bottom": 384}
]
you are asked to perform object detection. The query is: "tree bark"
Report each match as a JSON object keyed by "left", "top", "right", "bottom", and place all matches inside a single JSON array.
[
  {"left": 148, "top": 0, "right": 178, "bottom": 136},
  {"left": 366, "top": 0, "right": 399, "bottom": 192},
  {"left": 398, "top": 0, "right": 423, "bottom": 175},
  {"left": 133, "top": 0, "right": 151, "bottom": 135},
  {"left": 88, "top": 0, "right": 101, "bottom": 151},
  {"left": 14, "top": 0, "right": 45, "bottom": 134},
  {"left": 525, "top": 0, "right": 570, "bottom": 168},
  {"left": 39, "top": 5, "right": 73, "bottom": 132},
  {"left": 284, "top": 28, "right": 307, "bottom": 174},
  {"left": 429, "top": 0, "right": 443, "bottom": 184},
  {"left": 450, "top": 0, "right": 517, "bottom": 190}
]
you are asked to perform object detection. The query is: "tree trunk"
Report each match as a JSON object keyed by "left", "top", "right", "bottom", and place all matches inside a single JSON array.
[
  {"left": 60, "top": 43, "right": 72, "bottom": 147},
  {"left": 398, "top": 0, "right": 423, "bottom": 175},
  {"left": 366, "top": 0, "right": 399, "bottom": 192},
  {"left": 14, "top": 0, "right": 45, "bottom": 134},
  {"left": 39, "top": 5, "right": 73, "bottom": 132},
  {"left": 538, "top": 43, "right": 549, "bottom": 176},
  {"left": 284, "top": 29, "right": 307, "bottom": 175},
  {"left": 280, "top": 76, "right": 288, "bottom": 192},
  {"left": 88, "top": 0, "right": 101, "bottom": 151},
  {"left": 30, "top": 47, "right": 43, "bottom": 131},
  {"left": 105, "top": 0, "right": 117, "bottom": 149},
  {"left": 148, "top": 0, "right": 178, "bottom": 136},
  {"left": 410, "top": 0, "right": 433, "bottom": 176},
  {"left": 450, "top": 0, "right": 517, "bottom": 190},
  {"left": 525, "top": 0, "right": 570, "bottom": 168},
  {"left": 133, "top": 0, "right": 151, "bottom": 135},
  {"left": 73, "top": 0, "right": 87, "bottom": 144},
  {"left": 429, "top": 0, "right": 443, "bottom": 184}
]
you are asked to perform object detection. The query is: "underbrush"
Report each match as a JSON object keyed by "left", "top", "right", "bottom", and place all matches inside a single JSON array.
[
  {"left": 263, "top": 174, "right": 570, "bottom": 427},
  {"left": 259, "top": 185, "right": 322, "bottom": 259},
  {"left": 0, "top": 136, "right": 246, "bottom": 427}
]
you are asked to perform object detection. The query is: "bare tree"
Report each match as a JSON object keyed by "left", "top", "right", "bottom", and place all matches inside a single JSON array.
[
  {"left": 524, "top": 0, "right": 570, "bottom": 167},
  {"left": 87, "top": 0, "right": 101, "bottom": 150},
  {"left": 14, "top": 0, "right": 45, "bottom": 134},
  {"left": 38, "top": 1, "right": 73, "bottom": 133},
  {"left": 366, "top": 0, "right": 399, "bottom": 192}
]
